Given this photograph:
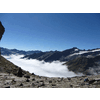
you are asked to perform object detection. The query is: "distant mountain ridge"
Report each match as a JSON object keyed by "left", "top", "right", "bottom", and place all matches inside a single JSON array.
[
  {"left": 22, "top": 47, "right": 80, "bottom": 61},
  {"left": 2, "top": 47, "right": 100, "bottom": 62},
  {"left": 23, "top": 47, "right": 100, "bottom": 62},
  {"left": 1, "top": 47, "right": 42, "bottom": 56}
]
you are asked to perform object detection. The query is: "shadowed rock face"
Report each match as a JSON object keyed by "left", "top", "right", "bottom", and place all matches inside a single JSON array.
[
  {"left": 0, "top": 21, "right": 5, "bottom": 58},
  {"left": 0, "top": 21, "right": 5, "bottom": 40}
]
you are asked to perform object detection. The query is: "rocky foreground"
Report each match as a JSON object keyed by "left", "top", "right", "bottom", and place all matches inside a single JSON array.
[{"left": 0, "top": 72, "right": 100, "bottom": 88}]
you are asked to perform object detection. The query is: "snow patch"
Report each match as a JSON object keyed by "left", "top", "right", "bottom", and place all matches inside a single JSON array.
[
  {"left": 69, "top": 49, "right": 100, "bottom": 57},
  {"left": 74, "top": 49, "right": 79, "bottom": 51}
]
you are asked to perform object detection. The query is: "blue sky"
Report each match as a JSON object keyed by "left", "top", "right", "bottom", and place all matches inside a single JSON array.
[{"left": 0, "top": 13, "right": 100, "bottom": 51}]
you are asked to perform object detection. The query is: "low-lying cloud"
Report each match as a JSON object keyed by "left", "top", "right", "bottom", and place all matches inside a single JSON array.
[
  {"left": 3, "top": 54, "right": 83, "bottom": 78},
  {"left": 87, "top": 67, "right": 100, "bottom": 75}
]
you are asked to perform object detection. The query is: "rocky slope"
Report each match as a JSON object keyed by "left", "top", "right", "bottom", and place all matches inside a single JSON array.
[
  {"left": 64, "top": 55, "right": 100, "bottom": 75},
  {"left": 0, "top": 55, "right": 31, "bottom": 75}
]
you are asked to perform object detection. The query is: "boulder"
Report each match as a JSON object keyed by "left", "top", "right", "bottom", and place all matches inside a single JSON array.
[
  {"left": 26, "top": 78, "right": 30, "bottom": 82},
  {"left": 67, "top": 78, "right": 71, "bottom": 81},
  {"left": 0, "top": 21, "right": 5, "bottom": 40},
  {"left": 24, "top": 75, "right": 30, "bottom": 78},
  {"left": 0, "top": 21, "right": 5, "bottom": 59},
  {"left": 32, "top": 73, "right": 35, "bottom": 75},
  {"left": 32, "top": 83, "right": 35, "bottom": 87},
  {"left": 49, "top": 80, "right": 52, "bottom": 83},
  {"left": 17, "top": 67, "right": 23, "bottom": 77},
  {"left": 38, "top": 82, "right": 45, "bottom": 87},
  {"left": 20, "top": 83, "right": 23, "bottom": 86},
  {"left": 32, "top": 78, "right": 35, "bottom": 81},
  {"left": 5, "top": 86, "right": 10, "bottom": 88},
  {"left": 89, "top": 80, "right": 96, "bottom": 84}
]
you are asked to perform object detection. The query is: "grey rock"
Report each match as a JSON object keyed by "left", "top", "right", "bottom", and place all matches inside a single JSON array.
[
  {"left": 37, "top": 81, "right": 39, "bottom": 83},
  {"left": 24, "top": 75, "right": 30, "bottom": 78},
  {"left": 26, "top": 79, "right": 30, "bottom": 82},
  {"left": 32, "top": 83, "right": 35, "bottom": 87},
  {"left": 17, "top": 68, "right": 23, "bottom": 77},
  {"left": 49, "top": 80, "right": 52, "bottom": 83},
  {"left": 40, "top": 80, "right": 44, "bottom": 82},
  {"left": 89, "top": 80, "right": 96, "bottom": 84},
  {"left": 0, "top": 21, "right": 5, "bottom": 40},
  {"left": 32, "top": 78, "right": 35, "bottom": 81},
  {"left": 20, "top": 83, "right": 23, "bottom": 86},
  {"left": 5, "top": 86, "right": 10, "bottom": 88},
  {"left": 68, "top": 78, "right": 71, "bottom": 81},
  {"left": 38, "top": 82, "right": 45, "bottom": 87},
  {"left": 70, "top": 84, "right": 73, "bottom": 87},
  {"left": 32, "top": 73, "right": 35, "bottom": 75},
  {"left": 81, "top": 83, "right": 85, "bottom": 86},
  {"left": 52, "top": 84, "right": 56, "bottom": 86}
]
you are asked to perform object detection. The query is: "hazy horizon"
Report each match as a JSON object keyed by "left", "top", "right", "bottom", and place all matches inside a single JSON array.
[{"left": 1, "top": 46, "right": 100, "bottom": 52}]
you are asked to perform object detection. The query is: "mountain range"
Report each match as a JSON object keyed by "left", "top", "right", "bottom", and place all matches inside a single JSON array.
[
  {"left": 1, "top": 47, "right": 100, "bottom": 75},
  {"left": 1, "top": 47, "right": 41, "bottom": 56},
  {"left": 22, "top": 47, "right": 100, "bottom": 62}
]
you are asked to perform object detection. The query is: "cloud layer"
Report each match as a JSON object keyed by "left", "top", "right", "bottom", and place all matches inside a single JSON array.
[{"left": 3, "top": 54, "right": 83, "bottom": 78}]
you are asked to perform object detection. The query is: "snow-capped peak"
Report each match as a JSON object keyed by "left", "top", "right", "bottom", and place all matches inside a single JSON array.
[{"left": 74, "top": 49, "right": 79, "bottom": 51}]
